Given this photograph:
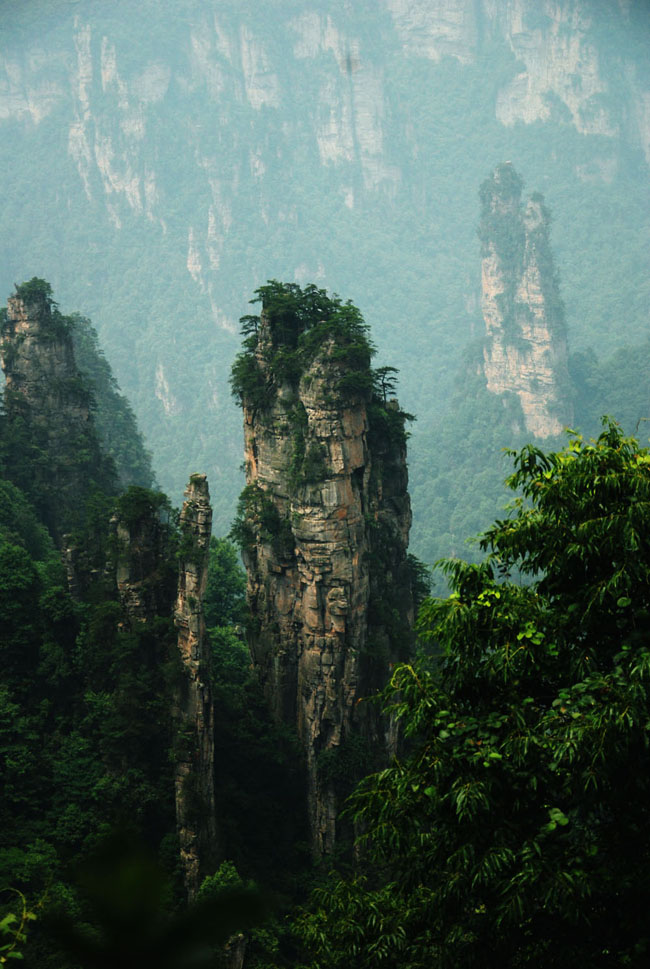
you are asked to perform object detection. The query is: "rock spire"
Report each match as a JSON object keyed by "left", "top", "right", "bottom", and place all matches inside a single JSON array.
[
  {"left": 174, "top": 473, "right": 217, "bottom": 899},
  {"left": 479, "top": 163, "right": 573, "bottom": 438},
  {"left": 232, "top": 282, "right": 415, "bottom": 855}
]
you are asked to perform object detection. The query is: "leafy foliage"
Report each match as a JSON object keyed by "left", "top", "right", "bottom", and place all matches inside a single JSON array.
[
  {"left": 231, "top": 283, "right": 413, "bottom": 454},
  {"left": 13, "top": 277, "right": 55, "bottom": 309},
  {"left": 204, "top": 537, "right": 247, "bottom": 630},
  {"left": 0, "top": 889, "right": 37, "bottom": 965},
  {"left": 230, "top": 483, "right": 294, "bottom": 560},
  {"left": 114, "top": 485, "right": 172, "bottom": 529},
  {"left": 41, "top": 835, "right": 270, "bottom": 969},
  {"left": 298, "top": 420, "right": 650, "bottom": 968},
  {"left": 0, "top": 289, "right": 183, "bottom": 966},
  {"left": 12, "top": 278, "right": 70, "bottom": 342},
  {"left": 230, "top": 281, "right": 376, "bottom": 410},
  {"left": 570, "top": 340, "right": 650, "bottom": 443}
]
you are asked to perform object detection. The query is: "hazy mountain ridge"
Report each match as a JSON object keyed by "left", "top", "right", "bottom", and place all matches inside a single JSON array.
[{"left": 1, "top": 0, "right": 648, "bottom": 546}]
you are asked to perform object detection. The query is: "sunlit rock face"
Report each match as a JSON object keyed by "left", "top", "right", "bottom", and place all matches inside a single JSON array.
[
  {"left": 480, "top": 164, "right": 573, "bottom": 439},
  {"left": 239, "top": 310, "right": 413, "bottom": 856}
]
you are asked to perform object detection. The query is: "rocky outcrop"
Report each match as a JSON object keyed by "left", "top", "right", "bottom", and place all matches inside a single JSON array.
[
  {"left": 174, "top": 474, "right": 217, "bottom": 899},
  {"left": 234, "top": 285, "right": 414, "bottom": 855},
  {"left": 0, "top": 281, "right": 113, "bottom": 540},
  {"left": 480, "top": 164, "right": 573, "bottom": 438}
]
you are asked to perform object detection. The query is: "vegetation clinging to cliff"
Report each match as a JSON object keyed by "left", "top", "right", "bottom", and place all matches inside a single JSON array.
[
  {"left": 230, "top": 482, "right": 294, "bottom": 560},
  {"left": 477, "top": 165, "right": 566, "bottom": 343},
  {"left": 230, "top": 281, "right": 413, "bottom": 453},
  {"left": 230, "top": 280, "right": 375, "bottom": 407},
  {"left": 11, "top": 277, "right": 71, "bottom": 343},
  {"left": 14, "top": 277, "right": 55, "bottom": 309}
]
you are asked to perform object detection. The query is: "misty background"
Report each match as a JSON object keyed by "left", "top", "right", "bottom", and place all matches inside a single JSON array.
[{"left": 2, "top": 0, "right": 649, "bottom": 563}]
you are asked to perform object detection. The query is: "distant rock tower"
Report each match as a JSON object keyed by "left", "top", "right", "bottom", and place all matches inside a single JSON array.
[
  {"left": 479, "top": 164, "right": 573, "bottom": 438},
  {"left": 232, "top": 282, "right": 415, "bottom": 855}
]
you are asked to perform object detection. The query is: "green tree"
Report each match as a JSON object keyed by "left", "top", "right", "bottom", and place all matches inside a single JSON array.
[
  {"left": 0, "top": 889, "right": 37, "bottom": 964},
  {"left": 14, "top": 277, "right": 55, "bottom": 308},
  {"left": 298, "top": 420, "right": 650, "bottom": 968},
  {"left": 204, "top": 537, "right": 247, "bottom": 629},
  {"left": 230, "top": 280, "right": 376, "bottom": 409}
]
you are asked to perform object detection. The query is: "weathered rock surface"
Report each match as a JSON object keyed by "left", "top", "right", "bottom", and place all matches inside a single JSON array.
[
  {"left": 2, "top": 293, "right": 84, "bottom": 413},
  {"left": 480, "top": 164, "right": 573, "bottom": 438},
  {"left": 174, "top": 474, "right": 217, "bottom": 899},
  {"left": 240, "top": 311, "right": 413, "bottom": 855}
]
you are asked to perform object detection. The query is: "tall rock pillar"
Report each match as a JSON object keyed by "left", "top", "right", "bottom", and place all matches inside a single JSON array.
[
  {"left": 232, "top": 283, "right": 415, "bottom": 855},
  {"left": 174, "top": 473, "right": 217, "bottom": 899},
  {"left": 479, "top": 163, "right": 573, "bottom": 438}
]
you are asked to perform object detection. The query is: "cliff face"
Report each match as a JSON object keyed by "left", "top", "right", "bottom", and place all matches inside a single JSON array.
[
  {"left": 234, "top": 284, "right": 414, "bottom": 855},
  {"left": 174, "top": 474, "right": 217, "bottom": 900},
  {"left": 0, "top": 285, "right": 113, "bottom": 540},
  {"left": 480, "top": 164, "right": 573, "bottom": 438}
]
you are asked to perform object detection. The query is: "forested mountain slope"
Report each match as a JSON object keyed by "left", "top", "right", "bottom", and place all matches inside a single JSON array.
[{"left": 1, "top": 0, "right": 648, "bottom": 549}]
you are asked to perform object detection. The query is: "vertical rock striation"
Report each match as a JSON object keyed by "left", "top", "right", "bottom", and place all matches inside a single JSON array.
[
  {"left": 232, "top": 283, "right": 415, "bottom": 855},
  {"left": 480, "top": 164, "right": 573, "bottom": 438},
  {"left": 174, "top": 474, "right": 217, "bottom": 899}
]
